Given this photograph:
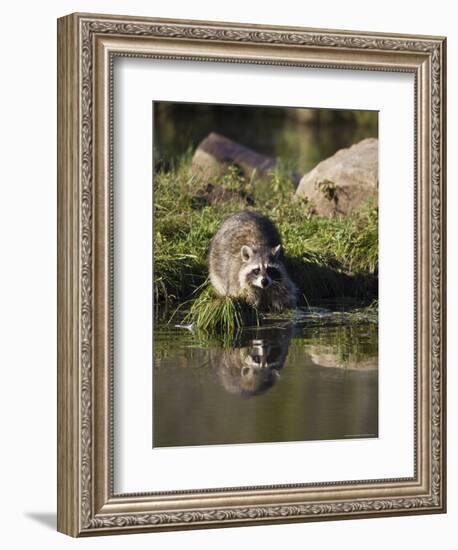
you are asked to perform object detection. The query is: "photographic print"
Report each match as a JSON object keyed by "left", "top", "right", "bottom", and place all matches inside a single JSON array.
[
  {"left": 58, "top": 14, "right": 446, "bottom": 535},
  {"left": 153, "top": 102, "right": 379, "bottom": 448}
]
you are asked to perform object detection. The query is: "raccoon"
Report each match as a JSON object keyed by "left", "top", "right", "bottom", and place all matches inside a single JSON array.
[
  {"left": 208, "top": 211, "right": 297, "bottom": 312},
  {"left": 214, "top": 328, "right": 292, "bottom": 396},
  {"left": 215, "top": 340, "right": 282, "bottom": 396}
]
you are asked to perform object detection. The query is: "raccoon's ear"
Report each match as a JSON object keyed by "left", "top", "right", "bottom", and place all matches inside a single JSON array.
[
  {"left": 271, "top": 244, "right": 282, "bottom": 259},
  {"left": 241, "top": 245, "right": 253, "bottom": 262}
]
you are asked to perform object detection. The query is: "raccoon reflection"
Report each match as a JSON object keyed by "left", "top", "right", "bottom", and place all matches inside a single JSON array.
[
  {"left": 214, "top": 331, "right": 291, "bottom": 396},
  {"left": 209, "top": 211, "right": 297, "bottom": 312}
]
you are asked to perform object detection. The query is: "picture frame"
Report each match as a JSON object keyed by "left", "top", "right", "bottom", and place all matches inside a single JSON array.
[{"left": 57, "top": 12, "right": 446, "bottom": 537}]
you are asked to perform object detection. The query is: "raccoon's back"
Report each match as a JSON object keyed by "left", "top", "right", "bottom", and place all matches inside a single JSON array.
[{"left": 210, "top": 211, "right": 281, "bottom": 258}]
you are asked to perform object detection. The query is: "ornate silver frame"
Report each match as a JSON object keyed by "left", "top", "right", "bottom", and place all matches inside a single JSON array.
[{"left": 57, "top": 13, "right": 446, "bottom": 536}]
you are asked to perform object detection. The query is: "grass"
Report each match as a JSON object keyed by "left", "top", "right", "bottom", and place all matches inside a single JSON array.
[
  {"left": 174, "top": 288, "right": 378, "bottom": 336},
  {"left": 154, "top": 154, "right": 378, "bottom": 331},
  {"left": 182, "top": 283, "right": 260, "bottom": 334}
]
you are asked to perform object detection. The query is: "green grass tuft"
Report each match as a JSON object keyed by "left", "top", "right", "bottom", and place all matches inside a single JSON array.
[{"left": 183, "top": 283, "right": 261, "bottom": 334}]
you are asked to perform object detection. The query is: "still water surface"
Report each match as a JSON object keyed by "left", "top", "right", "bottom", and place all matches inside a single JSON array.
[{"left": 153, "top": 314, "right": 378, "bottom": 448}]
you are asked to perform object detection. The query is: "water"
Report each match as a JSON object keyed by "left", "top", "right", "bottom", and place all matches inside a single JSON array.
[
  {"left": 153, "top": 315, "right": 378, "bottom": 448},
  {"left": 154, "top": 102, "right": 378, "bottom": 175}
]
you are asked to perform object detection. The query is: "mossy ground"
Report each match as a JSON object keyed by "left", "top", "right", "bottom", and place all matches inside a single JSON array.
[{"left": 154, "top": 154, "right": 378, "bottom": 331}]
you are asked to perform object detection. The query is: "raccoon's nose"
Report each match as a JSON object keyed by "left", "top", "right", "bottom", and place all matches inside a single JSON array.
[{"left": 261, "top": 278, "right": 269, "bottom": 288}]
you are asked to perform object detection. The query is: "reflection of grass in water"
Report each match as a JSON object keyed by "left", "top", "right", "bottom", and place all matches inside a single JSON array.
[
  {"left": 297, "top": 322, "right": 378, "bottom": 366},
  {"left": 154, "top": 316, "right": 378, "bottom": 369},
  {"left": 292, "top": 301, "right": 378, "bottom": 365},
  {"left": 154, "top": 155, "right": 378, "bottom": 310}
]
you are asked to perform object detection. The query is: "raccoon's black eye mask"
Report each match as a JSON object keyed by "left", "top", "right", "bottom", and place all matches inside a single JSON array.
[
  {"left": 252, "top": 268, "right": 261, "bottom": 276},
  {"left": 266, "top": 267, "right": 282, "bottom": 280}
]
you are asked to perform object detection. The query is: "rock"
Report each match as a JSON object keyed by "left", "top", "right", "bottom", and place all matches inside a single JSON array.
[
  {"left": 191, "top": 132, "right": 276, "bottom": 182},
  {"left": 295, "top": 138, "right": 378, "bottom": 216}
]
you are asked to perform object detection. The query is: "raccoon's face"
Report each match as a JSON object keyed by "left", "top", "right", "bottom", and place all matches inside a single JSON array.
[
  {"left": 218, "top": 339, "right": 283, "bottom": 395},
  {"left": 242, "top": 339, "right": 272, "bottom": 370},
  {"left": 242, "top": 339, "right": 285, "bottom": 370},
  {"left": 215, "top": 331, "right": 292, "bottom": 396},
  {"left": 239, "top": 244, "right": 283, "bottom": 290}
]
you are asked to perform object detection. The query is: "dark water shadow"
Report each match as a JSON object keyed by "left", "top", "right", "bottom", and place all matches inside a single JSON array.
[{"left": 25, "top": 512, "right": 56, "bottom": 530}]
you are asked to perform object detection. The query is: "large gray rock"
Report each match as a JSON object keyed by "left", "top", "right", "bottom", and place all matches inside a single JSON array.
[
  {"left": 296, "top": 138, "right": 378, "bottom": 216},
  {"left": 191, "top": 132, "right": 276, "bottom": 182}
]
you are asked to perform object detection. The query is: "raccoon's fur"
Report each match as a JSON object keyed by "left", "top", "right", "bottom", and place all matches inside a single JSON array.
[
  {"left": 215, "top": 339, "right": 284, "bottom": 396},
  {"left": 208, "top": 211, "right": 297, "bottom": 312},
  {"left": 213, "top": 327, "right": 292, "bottom": 396}
]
